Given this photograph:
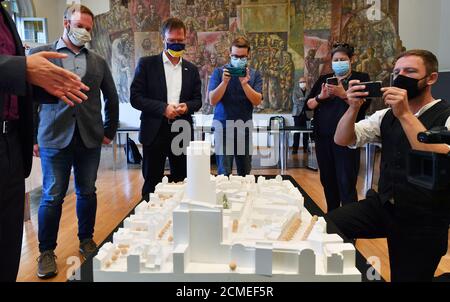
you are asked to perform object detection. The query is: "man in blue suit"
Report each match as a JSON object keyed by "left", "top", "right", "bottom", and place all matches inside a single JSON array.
[{"left": 131, "top": 17, "right": 202, "bottom": 201}]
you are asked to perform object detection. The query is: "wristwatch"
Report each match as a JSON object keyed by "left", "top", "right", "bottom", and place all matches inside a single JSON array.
[{"left": 315, "top": 95, "right": 324, "bottom": 103}]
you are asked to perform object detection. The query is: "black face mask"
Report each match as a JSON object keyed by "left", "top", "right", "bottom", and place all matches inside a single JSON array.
[{"left": 392, "top": 74, "right": 428, "bottom": 100}]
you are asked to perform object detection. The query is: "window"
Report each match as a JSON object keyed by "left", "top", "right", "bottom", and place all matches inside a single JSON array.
[
  {"left": 3, "top": 0, "right": 47, "bottom": 44},
  {"left": 16, "top": 17, "right": 48, "bottom": 44}
]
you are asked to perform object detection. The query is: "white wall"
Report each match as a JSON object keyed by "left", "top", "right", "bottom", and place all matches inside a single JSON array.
[
  {"left": 399, "top": 0, "right": 450, "bottom": 71},
  {"left": 80, "top": 0, "right": 109, "bottom": 15},
  {"left": 438, "top": 0, "right": 450, "bottom": 71}
]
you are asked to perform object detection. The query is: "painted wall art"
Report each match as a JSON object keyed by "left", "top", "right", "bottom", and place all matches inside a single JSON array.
[{"left": 91, "top": 0, "right": 402, "bottom": 113}]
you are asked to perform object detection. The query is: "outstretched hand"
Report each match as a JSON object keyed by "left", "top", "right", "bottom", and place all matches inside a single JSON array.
[{"left": 26, "top": 51, "right": 90, "bottom": 106}]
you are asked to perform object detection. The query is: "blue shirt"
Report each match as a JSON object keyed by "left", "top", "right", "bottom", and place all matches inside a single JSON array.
[
  {"left": 208, "top": 65, "right": 262, "bottom": 122},
  {"left": 56, "top": 38, "right": 88, "bottom": 79}
]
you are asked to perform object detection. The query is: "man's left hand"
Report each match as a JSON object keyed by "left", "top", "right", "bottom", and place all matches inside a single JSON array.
[
  {"left": 176, "top": 103, "right": 188, "bottom": 115},
  {"left": 103, "top": 137, "right": 112, "bottom": 145},
  {"left": 239, "top": 68, "right": 251, "bottom": 86},
  {"left": 381, "top": 87, "right": 412, "bottom": 119}
]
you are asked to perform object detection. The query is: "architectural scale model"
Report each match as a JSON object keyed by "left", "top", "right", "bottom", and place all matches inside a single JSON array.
[{"left": 93, "top": 141, "right": 361, "bottom": 282}]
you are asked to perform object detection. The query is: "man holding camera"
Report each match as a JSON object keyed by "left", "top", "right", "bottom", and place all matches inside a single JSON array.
[
  {"left": 331, "top": 49, "right": 450, "bottom": 282},
  {"left": 209, "top": 37, "right": 262, "bottom": 176}
]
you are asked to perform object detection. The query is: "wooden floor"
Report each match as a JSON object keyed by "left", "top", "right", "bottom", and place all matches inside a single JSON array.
[{"left": 17, "top": 146, "right": 450, "bottom": 282}]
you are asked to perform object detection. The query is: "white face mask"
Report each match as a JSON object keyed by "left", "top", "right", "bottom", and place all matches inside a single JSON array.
[
  {"left": 299, "top": 83, "right": 307, "bottom": 90},
  {"left": 67, "top": 25, "right": 91, "bottom": 47}
]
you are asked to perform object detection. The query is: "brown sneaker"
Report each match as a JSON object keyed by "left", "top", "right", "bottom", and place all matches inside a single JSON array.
[
  {"left": 37, "top": 250, "right": 58, "bottom": 279},
  {"left": 79, "top": 239, "right": 98, "bottom": 259}
]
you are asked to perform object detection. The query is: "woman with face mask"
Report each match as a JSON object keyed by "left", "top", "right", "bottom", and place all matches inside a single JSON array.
[
  {"left": 291, "top": 77, "right": 310, "bottom": 154},
  {"left": 306, "top": 43, "right": 371, "bottom": 212}
]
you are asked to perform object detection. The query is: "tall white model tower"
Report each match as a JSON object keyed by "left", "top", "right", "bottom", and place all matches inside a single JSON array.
[{"left": 186, "top": 141, "right": 215, "bottom": 204}]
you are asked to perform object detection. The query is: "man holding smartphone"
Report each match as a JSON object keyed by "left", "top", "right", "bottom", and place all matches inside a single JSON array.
[
  {"left": 209, "top": 37, "right": 262, "bottom": 176},
  {"left": 331, "top": 49, "right": 450, "bottom": 281}
]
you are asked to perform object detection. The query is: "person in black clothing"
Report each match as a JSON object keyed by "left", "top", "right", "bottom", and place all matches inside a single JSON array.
[
  {"left": 0, "top": 1, "right": 88, "bottom": 281},
  {"left": 331, "top": 49, "right": 450, "bottom": 282},
  {"left": 306, "top": 43, "right": 370, "bottom": 211},
  {"left": 130, "top": 18, "right": 202, "bottom": 201},
  {"left": 292, "top": 76, "right": 310, "bottom": 154}
]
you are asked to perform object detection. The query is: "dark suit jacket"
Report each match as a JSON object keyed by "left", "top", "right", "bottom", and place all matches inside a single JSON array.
[
  {"left": 0, "top": 6, "right": 34, "bottom": 178},
  {"left": 130, "top": 53, "right": 202, "bottom": 146},
  {"left": 30, "top": 41, "right": 119, "bottom": 149}
]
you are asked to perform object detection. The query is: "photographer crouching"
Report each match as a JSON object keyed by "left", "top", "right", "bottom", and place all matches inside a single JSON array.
[{"left": 328, "top": 49, "right": 450, "bottom": 282}]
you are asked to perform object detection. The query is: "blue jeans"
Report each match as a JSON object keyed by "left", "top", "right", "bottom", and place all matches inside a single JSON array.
[
  {"left": 38, "top": 133, "right": 101, "bottom": 252},
  {"left": 216, "top": 154, "right": 252, "bottom": 176},
  {"left": 214, "top": 122, "right": 252, "bottom": 176}
]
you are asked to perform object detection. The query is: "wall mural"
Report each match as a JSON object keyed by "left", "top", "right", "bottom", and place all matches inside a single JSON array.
[{"left": 91, "top": 0, "right": 402, "bottom": 114}]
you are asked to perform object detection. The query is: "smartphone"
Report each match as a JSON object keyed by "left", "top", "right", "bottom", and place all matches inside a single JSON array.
[
  {"left": 358, "top": 81, "right": 383, "bottom": 98},
  {"left": 326, "top": 77, "right": 339, "bottom": 86},
  {"left": 227, "top": 66, "right": 247, "bottom": 77}
]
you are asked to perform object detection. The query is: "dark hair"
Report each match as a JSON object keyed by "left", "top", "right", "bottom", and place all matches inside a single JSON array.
[
  {"left": 396, "top": 49, "right": 439, "bottom": 75},
  {"left": 331, "top": 42, "right": 354, "bottom": 58},
  {"left": 64, "top": 4, "right": 94, "bottom": 22},
  {"left": 160, "top": 17, "right": 186, "bottom": 37},
  {"left": 230, "top": 36, "right": 251, "bottom": 52}
]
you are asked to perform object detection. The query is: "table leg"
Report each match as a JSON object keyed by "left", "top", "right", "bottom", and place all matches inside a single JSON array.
[
  {"left": 112, "top": 134, "right": 117, "bottom": 171},
  {"left": 280, "top": 130, "right": 288, "bottom": 174},
  {"left": 306, "top": 134, "right": 318, "bottom": 171},
  {"left": 125, "top": 133, "right": 129, "bottom": 164}
]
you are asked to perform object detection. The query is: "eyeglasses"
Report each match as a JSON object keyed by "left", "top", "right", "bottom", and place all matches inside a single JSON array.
[{"left": 231, "top": 55, "right": 248, "bottom": 59}]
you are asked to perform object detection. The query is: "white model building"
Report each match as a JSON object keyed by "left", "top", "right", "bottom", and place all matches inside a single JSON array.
[{"left": 93, "top": 141, "right": 361, "bottom": 281}]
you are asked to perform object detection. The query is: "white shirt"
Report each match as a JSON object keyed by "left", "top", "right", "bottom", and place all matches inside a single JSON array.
[
  {"left": 162, "top": 51, "right": 183, "bottom": 106},
  {"left": 351, "top": 99, "right": 450, "bottom": 149}
]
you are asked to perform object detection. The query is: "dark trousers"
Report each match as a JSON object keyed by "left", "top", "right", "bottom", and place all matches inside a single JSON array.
[
  {"left": 293, "top": 114, "right": 309, "bottom": 152},
  {"left": 142, "top": 122, "right": 188, "bottom": 196},
  {"left": 327, "top": 190, "right": 450, "bottom": 282},
  {"left": 315, "top": 135, "right": 360, "bottom": 211},
  {"left": 0, "top": 129, "right": 25, "bottom": 282},
  {"left": 214, "top": 126, "right": 252, "bottom": 177},
  {"left": 38, "top": 130, "right": 101, "bottom": 252}
]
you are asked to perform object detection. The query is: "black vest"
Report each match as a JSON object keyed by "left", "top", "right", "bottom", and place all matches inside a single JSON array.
[{"left": 378, "top": 100, "right": 450, "bottom": 219}]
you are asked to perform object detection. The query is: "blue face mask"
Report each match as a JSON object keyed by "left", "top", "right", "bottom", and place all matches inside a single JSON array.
[
  {"left": 230, "top": 57, "right": 247, "bottom": 68},
  {"left": 332, "top": 60, "right": 350, "bottom": 76}
]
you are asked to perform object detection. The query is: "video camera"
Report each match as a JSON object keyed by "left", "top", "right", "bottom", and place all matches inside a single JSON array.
[
  {"left": 407, "top": 127, "right": 450, "bottom": 190},
  {"left": 417, "top": 128, "right": 450, "bottom": 144}
]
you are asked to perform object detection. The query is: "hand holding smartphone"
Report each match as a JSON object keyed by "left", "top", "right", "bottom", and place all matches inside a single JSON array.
[{"left": 357, "top": 81, "right": 383, "bottom": 98}]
